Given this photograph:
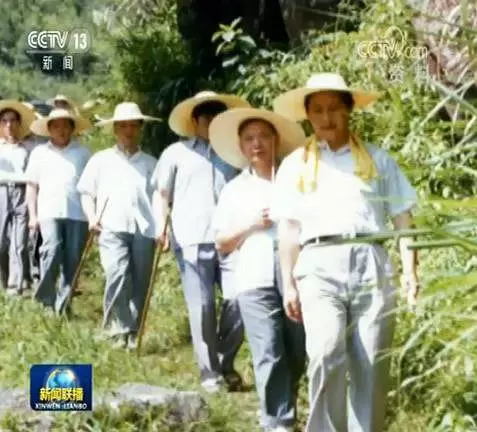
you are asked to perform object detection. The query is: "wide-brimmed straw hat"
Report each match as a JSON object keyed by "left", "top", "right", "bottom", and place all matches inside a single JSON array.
[
  {"left": 273, "top": 73, "right": 382, "bottom": 121},
  {"left": 0, "top": 100, "right": 38, "bottom": 138},
  {"left": 96, "top": 102, "right": 161, "bottom": 131},
  {"left": 22, "top": 102, "right": 43, "bottom": 120},
  {"left": 209, "top": 108, "right": 306, "bottom": 169},
  {"left": 30, "top": 108, "right": 92, "bottom": 136},
  {"left": 169, "top": 91, "right": 250, "bottom": 138},
  {"left": 47, "top": 94, "right": 78, "bottom": 110}
]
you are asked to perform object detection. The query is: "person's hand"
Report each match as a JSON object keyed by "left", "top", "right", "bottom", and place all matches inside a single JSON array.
[
  {"left": 251, "top": 207, "right": 273, "bottom": 231},
  {"left": 400, "top": 271, "right": 419, "bottom": 308},
  {"left": 28, "top": 217, "right": 39, "bottom": 232},
  {"left": 156, "top": 231, "right": 170, "bottom": 252},
  {"left": 88, "top": 218, "right": 102, "bottom": 234},
  {"left": 283, "top": 282, "right": 303, "bottom": 323}
]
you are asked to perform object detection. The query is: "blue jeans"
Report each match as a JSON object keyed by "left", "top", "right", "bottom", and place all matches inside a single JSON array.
[
  {"left": 238, "top": 251, "right": 306, "bottom": 429},
  {"left": 174, "top": 243, "right": 244, "bottom": 382},
  {"left": 34, "top": 218, "right": 88, "bottom": 313}
]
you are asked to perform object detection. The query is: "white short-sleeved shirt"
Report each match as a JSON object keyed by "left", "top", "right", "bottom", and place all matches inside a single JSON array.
[
  {"left": 214, "top": 168, "right": 276, "bottom": 294},
  {"left": 77, "top": 146, "right": 158, "bottom": 238},
  {"left": 0, "top": 142, "right": 29, "bottom": 183},
  {"left": 26, "top": 141, "right": 91, "bottom": 221},
  {"left": 274, "top": 141, "right": 418, "bottom": 244}
]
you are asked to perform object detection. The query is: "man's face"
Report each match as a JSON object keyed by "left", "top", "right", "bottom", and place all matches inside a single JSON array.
[
  {"left": 114, "top": 120, "right": 142, "bottom": 147},
  {"left": 0, "top": 110, "right": 21, "bottom": 141},
  {"left": 305, "top": 91, "right": 351, "bottom": 146},
  {"left": 193, "top": 114, "right": 216, "bottom": 142},
  {"left": 48, "top": 118, "right": 74, "bottom": 147},
  {"left": 239, "top": 120, "right": 277, "bottom": 167}
]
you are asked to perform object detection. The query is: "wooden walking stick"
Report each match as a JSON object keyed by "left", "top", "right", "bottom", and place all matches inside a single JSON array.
[
  {"left": 136, "top": 213, "right": 171, "bottom": 356},
  {"left": 68, "top": 198, "right": 109, "bottom": 304}
]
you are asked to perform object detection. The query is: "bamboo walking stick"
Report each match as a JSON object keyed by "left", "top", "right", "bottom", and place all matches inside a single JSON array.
[
  {"left": 68, "top": 198, "right": 109, "bottom": 304},
  {"left": 136, "top": 213, "right": 171, "bottom": 356}
]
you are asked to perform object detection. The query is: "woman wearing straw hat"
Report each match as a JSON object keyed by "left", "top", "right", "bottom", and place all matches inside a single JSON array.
[
  {"left": 210, "top": 108, "right": 307, "bottom": 432},
  {"left": 273, "top": 72, "right": 420, "bottom": 432},
  {"left": 153, "top": 91, "right": 249, "bottom": 392},
  {"left": 25, "top": 108, "right": 92, "bottom": 315},
  {"left": 78, "top": 102, "right": 160, "bottom": 349},
  {"left": 0, "top": 100, "right": 36, "bottom": 296}
]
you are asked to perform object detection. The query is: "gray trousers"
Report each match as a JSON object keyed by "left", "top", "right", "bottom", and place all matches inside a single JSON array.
[
  {"left": 174, "top": 243, "right": 244, "bottom": 382},
  {"left": 294, "top": 243, "right": 397, "bottom": 432},
  {"left": 99, "top": 229, "right": 155, "bottom": 336},
  {"left": 34, "top": 218, "right": 88, "bottom": 313},
  {"left": 238, "top": 251, "right": 305, "bottom": 430},
  {"left": 0, "top": 184, "right": 29, "bottom": 290}
]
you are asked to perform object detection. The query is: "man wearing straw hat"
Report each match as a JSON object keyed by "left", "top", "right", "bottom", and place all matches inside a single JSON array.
[
  {"left": 25, "top": 108, "right": 92, "bottom": 314},
  {"left": 210, "top": 107, "right": 307, "bottom": 432},
  {"left": 273, "top": 72, "right": 420, "bottom": 432},
  {"left": 47, "top": 94, "right": 80, "bottom": 115},
  {"left": 77, "top": 102, "right": 160, "bottom": 349},
  {"left": 153, "top": 91, "right": 249, "bottom": 392},
  {"left": 0, "top": 100, "right": 36, "bottom": 296}
]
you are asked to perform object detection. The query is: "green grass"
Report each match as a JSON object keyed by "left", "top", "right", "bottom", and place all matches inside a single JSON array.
[
  {"left": 0, "top": 236, "right": 477, "bottom": 431},
  {"left": 0, "top": 248, "right": 308, "bottom": 431}
]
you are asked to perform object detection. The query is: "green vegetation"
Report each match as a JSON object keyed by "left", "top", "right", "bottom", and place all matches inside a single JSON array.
[{"left": 1, "top": 0, "right": 477, "bottom": 430}]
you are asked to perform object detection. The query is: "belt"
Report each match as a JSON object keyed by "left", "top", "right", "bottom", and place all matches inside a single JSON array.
[{"left": 301, "top": 233, "right": 386, "bottom": 248}]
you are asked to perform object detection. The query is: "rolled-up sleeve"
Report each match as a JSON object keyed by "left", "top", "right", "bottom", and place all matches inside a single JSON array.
[
  {"left": 77, "top": 155, "right": 100, "bottom": 198},
  {"left": 152, "top": 146, "right": 177, "bottom": 199},
  {"left": 383, "top": 153, "right": 418, "bottom": 217}
]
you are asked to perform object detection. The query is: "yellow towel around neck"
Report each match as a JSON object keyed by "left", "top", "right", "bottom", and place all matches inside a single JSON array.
[{"left": 297, "top": 133, "right": 378, "bottom": 193}]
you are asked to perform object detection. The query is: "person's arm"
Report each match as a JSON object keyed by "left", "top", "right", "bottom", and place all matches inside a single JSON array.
[
  {"left": 80, "top": 194, "right": 97, "bottom": 226},
  {"left": 152, "top": 148, "right": 177, "bottom": 248},
  {"left": 26, "top": 183, "right": 39, "bottom": 230},
  {"left": 0, "top": 170, "right": 29, "bottom": 183},
  {"left": 24, "top": 148, "right": 40, "bottom": 230},
  {"left": 383, "top": 151, "right": 419, "bottom": 306},
  {"left": 77, "top": 156, "right": 100, "bottom": 231},
  {"left": 278, "top": 218, "right": 302, "bottom": 322},
  {"left": 393, "top": 211, "right": 419, "bottom": 306},
  {"left": 216, "top": 210, "right": 271, "bottom": 255}
]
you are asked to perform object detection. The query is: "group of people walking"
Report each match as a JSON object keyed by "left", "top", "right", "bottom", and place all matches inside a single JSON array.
[{"left": 0, "top": 72, "right": 420, "bottom": 432}]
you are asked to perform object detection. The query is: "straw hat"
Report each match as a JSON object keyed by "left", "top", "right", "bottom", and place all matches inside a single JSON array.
[
  {"left": 168, "top": 91, "right": 250, "bottom": 138},
  {"left": 273, "top": 73, "right": 382, "bottom": 121},
  {"left": 22, "top": 102, "right": 43, "bottom": 120},
  {"left": 96, "top": 102, "right": 161, "bottom": 131},
  {"left": 47, "top": 94, "right": 78, "bottom": 111},
  {"left": 0, "top": 99, "right": 37, "bottom": 139},
  {"left": 30, "top": 108, "right": 92, "bottom": 136},
  {"left": 209, "top": 108, "right": 306, "bottom": 169}
]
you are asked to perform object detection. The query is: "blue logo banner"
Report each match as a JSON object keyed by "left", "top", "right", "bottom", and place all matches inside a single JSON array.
[{"left": 30, "top": 364, "right": 92, "bottom": 411}]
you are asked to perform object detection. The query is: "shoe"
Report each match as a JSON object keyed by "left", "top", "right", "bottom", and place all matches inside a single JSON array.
[
  {"left": 201, "top": 376, "right": 225, "bottom": 394},
  {"left": 126, "top": 332, "right": 138, "bottom": 350},
  {"left": 5, "top": 286, "right": 21, "bottom": 297},
  {"left": 111, "top": 334, "right": 128, "bottom": 349},
  {"left": 267, "top": 427, "right": 293, "bottom": 432},
  {"left": 222, "top": 370, "right": 244, "bottom": 391}
]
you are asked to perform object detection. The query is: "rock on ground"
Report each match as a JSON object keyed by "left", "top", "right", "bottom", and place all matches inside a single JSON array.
[{"left": 0, "top": 384, "right": 207, "bottom": 431}]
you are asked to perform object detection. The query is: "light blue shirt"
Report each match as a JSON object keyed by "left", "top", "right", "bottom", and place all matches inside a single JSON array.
[
  {"left": 274, "top": 142, "right": 418, "bottom": 244},
  {"left": 153, "top": 137, "right": 239, "bottom": 248}
]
